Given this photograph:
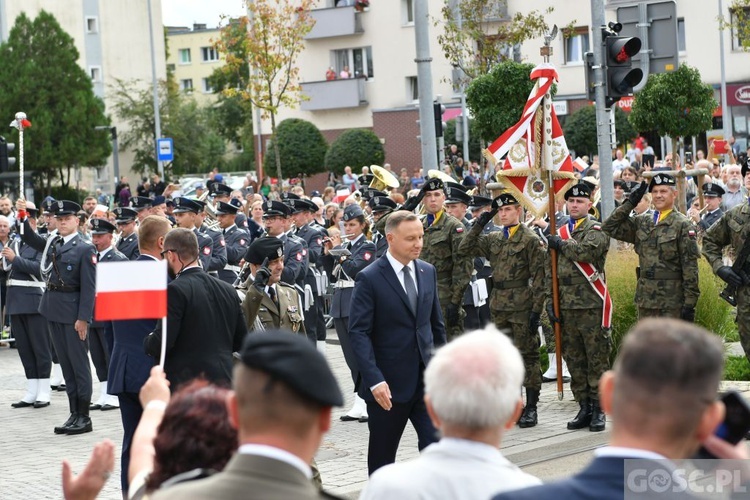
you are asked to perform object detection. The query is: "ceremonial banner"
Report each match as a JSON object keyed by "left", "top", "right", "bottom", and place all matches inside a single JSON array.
[
  {"left": 483, "top": 64, "right": 576, "bottom": 217},
  {"left": 95, "top": 260, "right": 167, "bottom": 321}
]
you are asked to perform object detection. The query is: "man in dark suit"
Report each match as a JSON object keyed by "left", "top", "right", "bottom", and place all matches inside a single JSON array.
[
  {"left": 348, "top": 210, "right": 447, "bottom": 475},
  {"left": 109, "top": 215, "right": 171, "bottom": 493},
  {"left": 495, "top": 319, "right": 732, "bottom": 500},
  {"left": 144, "top": 228, "right": 247, "bottom": 389}
]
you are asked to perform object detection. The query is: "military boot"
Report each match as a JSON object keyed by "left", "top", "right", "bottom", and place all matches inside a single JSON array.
[
  {"left": 518, "top": 388, "right": 539, "bottom": 428},
  {"left": 567, "top": 398, "right": 592, "bottom": 430},
  {"left": 66, "top": 399, "right": 93, "bottom": 435},
  {"left": 589, "top": 399, "right": 606, "bottom": 432},
  {"left": 54, "top": 396, "right": 78, "bottom": 434}
]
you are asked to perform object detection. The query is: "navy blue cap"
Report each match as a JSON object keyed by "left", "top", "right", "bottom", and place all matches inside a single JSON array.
[
  {"left": 263, "top": 200, "right": 291, "bottom": 217},
  {"left": 280, "top": 192, "right": 301, "bottom": 203},
  {"left": 152, "top": 195, "right": 166, "bottom": 206},
  {"left": 89, "top": 218, "right": 117, "bottom": 234},
  {"left": 445, "top": 186, "right": 472, "bottom": 205},
  {"left": 446, "top": 181, "right": 468, "bottom": 193},
  {"left": 229, "top": 198, "right": 243, "bottom": 209},
  {"left": 492, "top": 193, "right": 519, "bottom": 208},
  {"left": 369, "top": 196, "right": 397, "bottom": 212},
  {"left": 52, "top": 200, "right": 81, "bottom": 216},
  {"left": 215, "top": 201, "right": 239, "bottom": 215},
  {"left": 42, "top": 197, "right": 56, "bottom": 214},
  {"left": 469, "top": 195, "right": 492, "bottom": 209},
  {"left": 130, "top": 196, "right": 153, "bottom": 211},
  {"left": 648, "top": 173, "right": 676, "bottom": 191},
  {"left": 362, "top": 188, "right": 387, "bottom": 201},
  {"left": 702, "top": 182, "right": 726, "bottom": 198},
  {"left": 210, "top": 183, "right": 232, "bottom": 196},
  {"left": 565, "top": 183, "right": 592, "bottom": 200},
  {"left": 342, "top": 204, "right": 364, "bottom": 221},
  {"left": 172, "top": 197, "right": 204, "bottom": 214},
  {"left": 113, "top": 207, "right": 138, "bottom": 223}
]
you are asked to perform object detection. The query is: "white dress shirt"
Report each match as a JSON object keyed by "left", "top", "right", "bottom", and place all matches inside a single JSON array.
[
  {"left": 238, "top": 443, "right": 312, "bottom": 479},
  {"left": 385, "top": 250, "right": 418, "bottom": 295}
]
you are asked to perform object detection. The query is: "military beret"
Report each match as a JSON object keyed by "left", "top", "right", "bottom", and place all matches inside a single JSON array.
[
  {"left": 444, "top": 186, "right": 472, "bottom": 206},
  {"left": 215, "top": 201, "right": 239, "bottom": 215},
  {"left": 262, "top": 200, "right": 291, "bottom": 217},
  {"left": 368, "top": 196, "right": 398, "bottom": 213},
  {"left": 172, "top": 197, "right": 204, "bottom": 214},
  {"left": 648, "top": 173, "right": 676, "bottom": 191},
  {"left": 113, "top": 207, "right": 138, "bottom": 223},
  {"left": 51, "top": 200, "right": 81, "bottom": 217},
  {"left": 238, "top": 330, "right": 343, "bottom": 407},
  {"left": 421, "top": 178, "right": 444, "bottom": 193},
  {"left": 210, "top": 183, "right": 232, "bottom": 196},
  {"left": 129, "top": 196, "right": 153, "bottom": 211},
  {"left": 89, "top": 217, "right": 117, "bottom": 235},
  {"left": 702, "top": 182, "right": 725, "bottom": 198},
  {"left": 469, "top": 195, "right": 492, "bottom": 210},
  {"left": 244, "top": 237, "right": 284, "bottom": 265},
  {"left": 492, "top": 193, "right": 519, "bottom": 209},
  {"left": 564, "top": 182, "right": 592, "bottom": 200},
  {"left": 342, "top": 203, "right": 364, "bottom": 221}
]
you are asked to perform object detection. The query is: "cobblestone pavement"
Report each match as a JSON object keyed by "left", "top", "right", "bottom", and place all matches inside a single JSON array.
[{"left": 2, "top": 335, "right": 749, "bottom": 499}]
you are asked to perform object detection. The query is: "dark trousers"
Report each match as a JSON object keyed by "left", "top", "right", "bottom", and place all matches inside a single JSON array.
[
  {"left": 49, "top": 321, "right": 92, "bottom": 403},
  {"left": 117, "top": 392, "right": 142, "bottom": 493},
  {"left": 304, "top": 291, "right": 318, "bottom": 345},
  {"left": 366, "top": 375, "right": 438, "bottom": 475},
  {"left": 334, "top": 317, "right": 359, "bottom": 389},
  {"left": 316, "top": 296, "right": 326, "bottom": 341},
  {"left": 13, "top": 313, "right": 51, "bottom": 379},
  {"left": 89, "top": 326, "right": 110, "bottom": 382}
]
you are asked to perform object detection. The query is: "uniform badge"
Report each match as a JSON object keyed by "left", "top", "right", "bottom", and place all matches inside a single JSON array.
[
  {"left": 317, "top": 238, "right": 322, "bottom": 245},
  {"left": 688, "top": 229, "right": 696, "bottom": 239},
  {"left": 364, "top": 252, "right": 372, "bottom": 261},
  {"left": 374, "top": 198, "right": 380, "bottom": 206},
  {"left": 277, "top": 247, "right": 283, "bottom": 258},
  {"left": 92, "top": 219, "right": 99, "bottom": 228},
  {"left": 288, "top": 305, "right": 298, "bottom": 313},
  {"left": 456, "top": 227, "right": 464, "bottom": 233},
  {"left": 266, "top": 201, "right": 272, "bottom": 210},
  {"left": 57, "top": 201, "right": 64, "bottom": 210},
  {"left": 220, "top": 239, "right": 226, "bottom": 247},
  {"left": 302, "top": 249, "right": 307, "bottom": 256},
  {"left": 203, "top": 246, "right": 211, "bottom": 255},
  {"left": 92, "top": 254, "right": 97, "bottom": 264},
  {"left": 592, "top": 225, "right": 602, "bottom": 231},
  {"left": 655, "top": 176, "right": 662, "bottom": 184},
  {"left": 572, "top": 187, "right": 580, "bottom": 197},
  {"left": 296, "top": 252, "right": 302, "bottom": 261}
]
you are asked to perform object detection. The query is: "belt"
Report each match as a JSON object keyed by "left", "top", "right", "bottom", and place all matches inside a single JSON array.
[
  {"left": 224, "top": 264, "right": 242, "bottom": 273},
  {"left": 334, "top": 281, "right": 355, "bottom": 289},
  {"left": 636, "top": 267, "right": 682, "bottom": 280},
  {"left": 558, "top": 275, "right": 589, "bottom": 286},
  {"left": 47, "top": 283, "right": 80, "bottom": 293},
  {"left": 493, "top": 278, "right": 529, "bottom": 290},
  {"left": 7, "top": 279, "right": 46, "bottom": 289}
]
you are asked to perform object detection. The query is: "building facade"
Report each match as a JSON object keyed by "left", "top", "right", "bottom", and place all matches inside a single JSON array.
[{"left": 166, "top": 24, "right": 223, "bottom": 106}]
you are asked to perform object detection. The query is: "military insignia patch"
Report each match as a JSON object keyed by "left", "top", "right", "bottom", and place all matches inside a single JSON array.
[
  {"left": 655, "top": 176, "right": 662, "bottom": 184},
  {"left": 277, "top": 247, "right": 283, "bottom": 257},
  {"left": 317, "top": 238, "right": 322, "bottom": 245},
  {"left": 57, "top": 201, "right": 64, "bottom": 210},
  {"left": 240, "top": 239, "right": 246, "bottom": 246},
  {"left": 456, "top": 227, "right": 464, "bottom": 233},
  {"left": 220, "top": 239, "right": 226, "bottom": 247},
  {"left": 364, "top": 252, "right": 371, "bottom": 261},
  {"left": 92, "top": 254, "right": 97, "bottom": 264},
  {"left": 302, "top": 249, "right": 307, "bottom": 256},
  {"left": 296, "top": 252, "right": 302, "bottom": 261},
  {"left": 203, "top": 246, "right": 211, "bottom": 255},
  {"left": 688, "top": 229, "right": 696, "bottom": 239},
  {"left": 592, "top": 225, "right": 602, "bottom": 231}
]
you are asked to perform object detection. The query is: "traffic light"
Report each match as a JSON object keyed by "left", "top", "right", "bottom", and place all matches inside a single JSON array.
[
  {"left": 0, "top": 137, "right": 15, "bottom": 173},
  {"left": 433, "top": 102, "right": 446, "bottom": 137},
  {"left": 603, "top": 32, "right": 643, "bottom": 107}
]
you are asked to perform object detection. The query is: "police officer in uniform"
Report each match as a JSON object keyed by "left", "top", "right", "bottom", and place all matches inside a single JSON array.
[
  {"left": 211, "top": 182, "right": 249, "bottom": 231},
  {"left": 215, "top": 201, "right": 250, "bottom": 285},
  {"left": 323, "top": 204, "right": 376, "bottom": 423},
  {"left": 6, "top": 203, "right": 52, "bottom": 409},
  {"left": 196, "top": 202, "right": 228, "bottom": 277},
  {"left": 418, "top": 178, "right": 473, "bottom": 342},
  {"left": 114, "top": 207, "right": 140, "bottom": 260},
  {"left": 546, "top": 183, "right": 611, "bottom": 432},
  {"left": 459, "top": 193, "right": 546, "bottom": 428},
  {"left": 291, "top": 198, "right": 326, "bottom": 346},
  {"left": 88, "top": 218, "right": 129, "bottom": 412},
  {"left": 129, "top": 196, "right": 153, "bottom": 223},
  {"left": 172, "top": 197, "right": 214, "bottom": 272},
  {"left": 369, "top": 195, "right": 398, "bottom": 258},
  {"left": 602, "top": 173, "right": 700, "bottom": 320},
  {"left": 18, "top": 199, "right": 97, "bottom": 435},
  {"left": 262, "top": 200, "right": 307, "bottom": 293},
  {"left": 443, "top": 182, "right": 472, "bottom": 228},
  {"left": 463, "top": 195, "right": 500, "bottom": 330}
]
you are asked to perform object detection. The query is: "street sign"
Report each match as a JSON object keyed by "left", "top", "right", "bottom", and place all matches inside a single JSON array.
[{"left": 157, "top": 138, "right": 173, "bottom": 162}]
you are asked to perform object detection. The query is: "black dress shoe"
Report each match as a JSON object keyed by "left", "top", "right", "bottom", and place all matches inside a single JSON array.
[
  {"left": 57, "top": 384, "right": 66, "bottom": 392},
  {"left": 340, "top": 414, "right": 360, "bottom": 422},
  {"left": 66, "top": 415, "right": 93, "bottom": 435},
  {"left": 54, "top": 413, "right": 78, "bottom": 434},
  {"left": 100, "top": 404, "right": 119, "bottom": 411},
  {"left": 90, "top": 403, "right": 103, "bottom": 410},
  {"left": 33, "top": 401, "right": 50, "bottom": 408},
  {"left": 50, "top": 385, "right": 59, "bottom": 391},
  {"left": 358, "top": 415, "right": 369, "bottom": 423},
  {"left": 11, "top": 400, "right": 34, "bottom": 408}
]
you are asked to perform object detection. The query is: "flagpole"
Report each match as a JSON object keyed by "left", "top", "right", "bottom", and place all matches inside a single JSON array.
[
  {"left": 159, "top": 316, "right": 167, "bottom": 368},
  {"left": 539, "top": 30, "right": 565, "bottom": 402}
]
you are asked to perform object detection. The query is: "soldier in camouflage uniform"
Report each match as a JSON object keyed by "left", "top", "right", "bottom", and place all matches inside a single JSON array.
[
  {"left": 459, "top": 193, "right": 546, "bottom": 428},
  {"left": 702, "top": 173, "right": 750, "bottom": 364},
  {"left": 602, "top": 173, "right": 700, "bottom": 320},
  {"left": 546, "top": 183, "right": 611, "bottom": 432},
  {"left": 418, "top": 178, "right": 473, "bottom": 342}
]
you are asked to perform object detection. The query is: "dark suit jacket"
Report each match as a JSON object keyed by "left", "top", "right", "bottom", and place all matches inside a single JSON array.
[
  {"left": 348, "top": 256, "right": 446, "bottom": 403},
  {"left": 4, "top": 235, "right": 44, "bottom": 315},
  {"left": 144, "top": 267, "right": 247, "bottom": 388}
]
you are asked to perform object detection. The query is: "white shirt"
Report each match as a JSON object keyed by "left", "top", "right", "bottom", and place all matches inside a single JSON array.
[
  {"left": 61, "top": 232, "right": 77, "bottom": 245},
  {"left": 594, "top": 446, "right": 667, "bottom": 461},
  {"left": 97, "top": 246, "right": 113, "bottom": 259},
  {"left": 237, "top": 444, "right": 312, "bottom": 479},
  {"left": 385, "top": 250, "right": 418, "bottom": 295}
]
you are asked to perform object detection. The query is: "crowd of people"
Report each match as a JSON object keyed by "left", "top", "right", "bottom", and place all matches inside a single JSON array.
[{"left": 3, "top": 151, "right": 749, "bottom": 498}]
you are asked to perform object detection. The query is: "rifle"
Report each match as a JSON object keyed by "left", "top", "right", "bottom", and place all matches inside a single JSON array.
[{"left": 720, "top": 236, "right": 750, "bottom": 306}]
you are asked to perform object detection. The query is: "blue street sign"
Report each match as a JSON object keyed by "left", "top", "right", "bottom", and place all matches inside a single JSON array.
[{"left": 157, "top": 138, "right": 174, "bottom": 162}]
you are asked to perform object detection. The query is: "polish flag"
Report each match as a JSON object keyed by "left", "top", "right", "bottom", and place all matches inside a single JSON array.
[{"left": 95, "top": 260, "right": 167, "bottom": 321}]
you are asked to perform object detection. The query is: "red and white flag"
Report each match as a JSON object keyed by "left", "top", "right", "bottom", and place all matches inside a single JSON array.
[{"left": 95, "top": 260, "right": 167, "bottom": 321}]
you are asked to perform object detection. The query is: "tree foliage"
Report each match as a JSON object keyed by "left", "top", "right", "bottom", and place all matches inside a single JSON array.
[
  {"left": 325, "top": 129, "right": 385, "bottom": 176},
  {"left": 263, "top": 118, "right": 327, "bottom": 178},
  {"left": 214, "top": 1, "right": 315, "bottom": 182},
  {"left": 0, "top": 11, "right": 111, "bottom": 190},
  {"left": 563, "top": 105, "right": 637, "bottom": 158},
  {"left": 721, "top": 1, "right": 750, "bottom": 51},
  {"left": 443, "top": 118, "right": 482, "bottom": 162}
]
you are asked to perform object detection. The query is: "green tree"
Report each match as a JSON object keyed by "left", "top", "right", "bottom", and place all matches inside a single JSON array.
[
  {"left": 443, "top": 118, "right": 482, "bottom": 162},
  {"left": 0, "top": 11, "right": 111, "bottom": 191},
  {"left": 325, "top": 129, "right": 385, "bottom": 176},
  {"left": 215, "top": 0, "right": 315, "bottom": 183},
  {"left": 263, "top": 118, "right": 327, "bottom": 179},
  {"left": 720, "top": 1, "right": 750, "bottom": 51},
  {"left": 563, "top": 105, "right": 636, "bottom": 158}
]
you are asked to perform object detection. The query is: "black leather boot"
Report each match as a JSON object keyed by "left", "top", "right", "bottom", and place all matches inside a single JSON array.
[
  {"left": 54, "top": 397, "right": 78, "bottom": 434},
  {"left": 518, "top": 388, "right": 539, "bottom": 428},
  {"left": 66, "top": 399, "right": 93, "bottom": 435},
  {"left": 567, "top": 398, "right": 592, "bottom": 430},
  {"left": 589, "top": 399, "right": 606, "bottom": 432}
]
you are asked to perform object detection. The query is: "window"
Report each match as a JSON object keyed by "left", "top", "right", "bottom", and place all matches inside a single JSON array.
[
  {"left": 85, "top": 16, "right": 98, "bottom": 34},
  {"left": 89, "top": 66, "right": 102, "bottom": 82},
  {"left": 564, "top": 27, "right": 590, "bottom": 64},
  {"left": 178, "top": 48, "right": 191, "bottom": 64},
  {"left": 333, "top": 46, "right": 374, "bottom": 79},
  {"left": 731, "top": 7, "right": 750, "bottom": 50},
  {"left": 677, "top": 18, "right": 686, "bottom": 53},
  {"left": 180, "top": 79, "right": 193, "bottom": 92},
  {"left": 403, "top": 0, "right": 414, "bottom": 25},
  {"left": 202, "top": 78, "right": 214, "bottom": 93},
  {"left": 201, "top": 46, "right": 219, "bottom": 62},
  {"left": 407, "top": 76, "right": 418, "bottom": 102}
]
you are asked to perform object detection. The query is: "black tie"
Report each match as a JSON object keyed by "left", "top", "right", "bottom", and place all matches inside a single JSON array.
[
  {"left": 403, "top": 265, "right": 418, "bottom": 314},
  {"left": 96, "top": 252, "right": 101, "bottom": 262},
  {"left": 268, "top": 287, "right": 278, "bottom": 309}
]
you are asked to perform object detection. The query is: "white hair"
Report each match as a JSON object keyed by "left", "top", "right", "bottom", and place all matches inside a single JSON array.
[{"left": 424, "top": 326, "right": 524, "bottom": 429}]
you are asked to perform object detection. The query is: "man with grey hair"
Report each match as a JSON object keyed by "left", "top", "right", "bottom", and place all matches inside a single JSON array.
[
  {"left": 721, "top": 164, "right": 747, "bottom": 211},
  {"left": 360, "top": 327, "right": 540, "bottom": 500}
]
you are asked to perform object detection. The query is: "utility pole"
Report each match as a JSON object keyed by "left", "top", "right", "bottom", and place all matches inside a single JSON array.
[
  {"left": 719, "top": 0, "right": 731, "bottom": 139},
  {"left": 454, "top": 5, "right": 470, "bottom": 163},
  {"left": 591, "top": 0, "right": 614, "bottom": 219},
  {"left": 147, "top": 0, "right": 164, "bottom": 179},
  {"left": 247, "top": 0, "right": 265, "bottom": 179},
  {"left": 414, "top": 0, "right": 437, "bottom": 175}
]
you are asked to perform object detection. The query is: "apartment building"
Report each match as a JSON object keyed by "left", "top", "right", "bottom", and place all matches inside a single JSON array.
[
  {"left": 0, "top": 0, "right": 166, "bottom": 195},
  {"left": 166, "top": 24, "right": 223, "bottom": 105}
]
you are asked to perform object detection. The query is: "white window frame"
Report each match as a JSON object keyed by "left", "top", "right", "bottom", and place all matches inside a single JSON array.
[
  {"left": 85, "top": 16, "right": 98, "bottom": 34},
  {"left": 406, "top": 76, "right": 418, "bottom": 103},
  {"left": 402, "top": 0, "right": 414, "bottom": 26},
  {"left": 332, "top": 46, "right": 374, "bottom": 80},
  {"left": 202, "top": 78, "right": 214, "bottom": 94},
  {"left": 731, "top": 7, "right": 750, "bottom": 51},
  {"left": 180, "top": 78, "right": 193, "bottom": 92},
  {"left": 677, "top": 17, "right": 686, "bottom": 55},
  {"left": 178, "top": 48, "right": 191, "bottom": 65},
  {"left": 563, "top": 27, "right": 590, "bottom": 66},
  {"left": 201, "top": 46, "right": 219, "bottom": 63},
  {"left": 89, "top": 66, "right": 102, "bottom": 82}
]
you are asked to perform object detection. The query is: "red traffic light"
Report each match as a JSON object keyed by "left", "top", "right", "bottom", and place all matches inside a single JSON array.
[{"left": 607, "top": 36, "right": 641, "bottom": 66}]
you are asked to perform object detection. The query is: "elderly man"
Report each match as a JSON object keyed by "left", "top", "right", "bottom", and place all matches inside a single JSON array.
[
  {"left": 722, "top": 164, "right": 747, "bottom": 211},
  {"left": 360, "top": 327, "right": 541, "bottom": 500}
]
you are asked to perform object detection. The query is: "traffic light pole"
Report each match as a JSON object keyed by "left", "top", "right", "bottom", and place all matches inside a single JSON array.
[
  {"left": 414, "top": 0, "right": 438, "bottom": 176},
  {"left": 591, "top": 0, "right": 615, "bottom": 220}
]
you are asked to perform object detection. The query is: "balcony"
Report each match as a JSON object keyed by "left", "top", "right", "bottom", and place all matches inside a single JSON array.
[
  {"left": 305, "top": 6, "right": 363, "bottom": 40},
  {"left": 300, "top": 78, "right": 367, "bottom": 111}
]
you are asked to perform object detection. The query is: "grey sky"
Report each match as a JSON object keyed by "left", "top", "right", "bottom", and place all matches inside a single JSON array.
[{"left": 161, "top": 0, "right": 246, "bottom": 29}]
